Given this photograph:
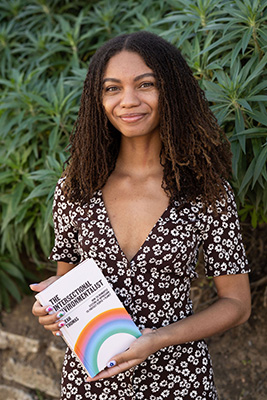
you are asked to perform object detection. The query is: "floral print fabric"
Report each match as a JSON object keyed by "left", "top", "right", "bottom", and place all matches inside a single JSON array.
[{"left": 50, "top": 178, "right": 249, "bottom": 400}]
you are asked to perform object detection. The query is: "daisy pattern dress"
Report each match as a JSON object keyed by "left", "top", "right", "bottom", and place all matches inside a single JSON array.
[{"left": 49, "top": 178, "right": 249, "bottom": 400}]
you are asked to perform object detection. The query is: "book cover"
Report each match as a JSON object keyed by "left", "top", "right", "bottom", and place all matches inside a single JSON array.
[{"left": 35, "top": 258, "right": 141, "bottom": 377}]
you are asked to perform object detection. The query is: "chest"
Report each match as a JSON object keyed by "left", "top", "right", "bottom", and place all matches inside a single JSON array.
[
  {"left": 101, "top": 184, "right": 170, "bottom": 261},
  {"left": 73, "top": 190, "right": 202, "bottom": 276}
]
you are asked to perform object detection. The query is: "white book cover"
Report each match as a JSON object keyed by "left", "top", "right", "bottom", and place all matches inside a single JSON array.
[{"left": 35, "top": 258, "right": 141, "bottom": 377}]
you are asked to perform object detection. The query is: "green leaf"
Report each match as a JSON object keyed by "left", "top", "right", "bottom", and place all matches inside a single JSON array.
[
  {"left": 253, "top": 145, "right": 267, "bottom": 188},
  {"left": 235, "top": 108, "right": 246, "bottom": 153},
  {"left": 0, "top": 171, "right": 15, "bottom": 185},
  {"left": 0, "top": 270, "right": 21, "bottom": 302},
  {"left": 247, "top": 95, "right": 267, "bottom": 102},
  {"left": 24, "top": 182, "right": 52, "bottom": 201},
  {"left": 243, "top": 53, "right": 267, "bottom": 86},
  {"left": 251, "top": 208, "right": 257, "bottom": 229},
  {"left": 233, "top": 127, "right": 267, "bottom": 138},
  {"left": 231, "top": 141, "right": 241, "bottom": 179},
  {"left": 263, "top": 183, "right": 267, "bottom": 214},
  {"left": 11, "top": 181, "right": 25, "bottom": 211},
  {"left": 238, "top": 158, "right": 256, "bottom": 195},
  {"left": 49, "top": 125, "right": 60, "bottom": 150},
  {"left": 236, "top": 99, "right": 252, "bottom": 112},
  {"left": 241, "top": 27, "right": 253, "bottom": 54},
  {"left": 247, "top": 110, "right": 267, "bottom": 126},
  {"left": 230, "top": 40, "right": 242, "bottom": 69},
  {"left": 0, "top": 262, "right": 25, "bottom": 281}
]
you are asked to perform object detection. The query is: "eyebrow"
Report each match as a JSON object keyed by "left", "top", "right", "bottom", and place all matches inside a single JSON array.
[{"left": 103, "top": 73, "right": 155, "bottom": 84}]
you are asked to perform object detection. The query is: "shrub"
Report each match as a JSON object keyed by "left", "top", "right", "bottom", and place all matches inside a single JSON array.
[{"left": 0, "top": 0, "right": 266, "bottom": 309}]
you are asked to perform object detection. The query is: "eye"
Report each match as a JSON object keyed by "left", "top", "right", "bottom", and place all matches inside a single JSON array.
[
  {"left": 104, "top": 86, "right": 119, "bottom": 93},
  {"left": 140, "top": 82, "right": 155, "bottom": 88}
]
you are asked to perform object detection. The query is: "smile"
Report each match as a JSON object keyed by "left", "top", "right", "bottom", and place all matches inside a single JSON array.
[{"left": 119, "top": 114, "right": 146, "bottom": 123}]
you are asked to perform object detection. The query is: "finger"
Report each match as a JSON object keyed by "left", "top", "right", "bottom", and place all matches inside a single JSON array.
[
  {"left": 29, "top": 276, "right": 61, "bottom": 292},
  {"left": 38, "top": 310, "right": 66, "bottom": 328},
  {"left": 86, "top": 348, "right": 140, "bottom": 382},
  {"left": 32, "top": 300, "right": 53, "bottom": 316},
  {"left": 141, "top": 327, "right": 155, "bottom": 335},
  {"left": 86, "top": 359, "right": 138, "bottom": 381},
  {"left": 43, "top": 319, "right": 65, "bottom": 332},
  {"left": 32, "top": 300, "right": 44, "bottom": 316},
  {"left": 52, "top": 330, "right": 63, "bottom": 337}
]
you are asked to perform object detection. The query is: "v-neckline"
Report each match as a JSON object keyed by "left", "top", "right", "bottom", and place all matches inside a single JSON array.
[{"left": 98, "top": 190, "right": 171, "bottom": 264}]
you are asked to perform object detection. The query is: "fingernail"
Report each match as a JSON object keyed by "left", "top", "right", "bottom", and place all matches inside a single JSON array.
[
  {"left": 106, "top": 360, "right": 116, "bottom": 368},
  {"left": 58, "top": 321, "right": 65, "bottom": 328},
  {"left": 46, "top": 306, "right": 53, "bottom": 313},
  {"left": 55, "top": 332, "right": 62, "bottom": 336},
  {"left": 57, "top": 311, "right": 65, "bottom": 318},
  {"left": 29, "top": 284, "right": 39, "bottom": 290}
]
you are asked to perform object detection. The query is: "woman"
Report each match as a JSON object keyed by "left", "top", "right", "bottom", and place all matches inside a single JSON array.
[{"left": 31, "top": 31, "right": 251, "bottom": 400}]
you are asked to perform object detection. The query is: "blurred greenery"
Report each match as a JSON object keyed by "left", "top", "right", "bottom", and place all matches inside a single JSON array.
[{"left": 0, "top": 0, "right": 266, "bottom": 310}]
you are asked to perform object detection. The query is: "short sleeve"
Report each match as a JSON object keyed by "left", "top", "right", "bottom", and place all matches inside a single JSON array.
[
  {"left": 200, "top": 183, "right": 250, "bottom": 277},
  {"left": 49, "top": 178, "right": 81, "bottom": 264}
]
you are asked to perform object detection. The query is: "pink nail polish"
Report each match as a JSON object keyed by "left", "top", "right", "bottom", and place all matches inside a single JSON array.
[
  {"left": 58, "top": 321, "right": 65, "bottom": 328},
  {"left": 46, "top": 306, "right": 53, "bottom": 313}
]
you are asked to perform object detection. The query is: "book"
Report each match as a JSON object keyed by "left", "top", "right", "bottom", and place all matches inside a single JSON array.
[{"left": 35, "top": 258, "right": 141, "bottom": 377}]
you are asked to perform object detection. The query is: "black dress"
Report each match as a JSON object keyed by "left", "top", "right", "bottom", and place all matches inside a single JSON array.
[{"left": 49, "top": 178, "right": 250, "bottom": 400}]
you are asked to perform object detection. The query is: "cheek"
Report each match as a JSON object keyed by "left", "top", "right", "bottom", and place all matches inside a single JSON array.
[
  {"left": 102, "top": 99, "right": 115, "bottom": 119},
  {"left": 154, "top": 94, "right": 159, "bottom": 109},
  {"left": 102, "top": 105, "right": 118, "bottom": 128},
  {"left": 146, "top": 93, "right": 159, "bottom": 112}
]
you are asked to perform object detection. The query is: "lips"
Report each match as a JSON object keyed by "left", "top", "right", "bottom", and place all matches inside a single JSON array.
[{"left": 119, "top": 113, "right": 146, "bottom": 123}]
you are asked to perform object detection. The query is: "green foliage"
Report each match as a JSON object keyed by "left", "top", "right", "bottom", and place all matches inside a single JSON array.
[
  {"left": 0, "top": 0, "right": 266, "bottom": 309},
  {"left": 155, "top": 0, "right": 267, "bottom": 223}
]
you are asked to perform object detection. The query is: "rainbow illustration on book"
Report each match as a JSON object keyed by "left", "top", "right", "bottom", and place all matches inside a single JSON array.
[{"left": 74, "top": 307, "right": 141, "bottom": 377}]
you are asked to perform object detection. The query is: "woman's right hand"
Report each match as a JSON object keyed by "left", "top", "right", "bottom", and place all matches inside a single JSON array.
[{"left": 30, "top": 276, "right": 65, "bottom": 337}]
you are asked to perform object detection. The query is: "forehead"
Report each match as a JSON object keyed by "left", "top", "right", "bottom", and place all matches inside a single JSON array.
[{"left": 103, "top": 51, "right": 153, "bottom": 79}]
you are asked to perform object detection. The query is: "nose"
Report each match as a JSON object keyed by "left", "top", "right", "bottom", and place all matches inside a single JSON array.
[{"left": 120, "top": 88, "right": 141, "bottom": 108}]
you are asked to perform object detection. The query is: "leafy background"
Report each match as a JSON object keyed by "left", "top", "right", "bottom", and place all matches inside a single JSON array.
[{"left": 0, "top": 0, "right": 266, "bottom": 310}]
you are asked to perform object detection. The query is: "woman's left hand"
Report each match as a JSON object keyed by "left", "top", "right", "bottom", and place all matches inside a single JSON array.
[{"left": 86, "top": 328, "right": 159, "bottom": 381}]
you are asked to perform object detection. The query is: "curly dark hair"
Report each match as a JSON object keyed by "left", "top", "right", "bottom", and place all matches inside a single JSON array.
[{"left": 64, "top": 31, "right": 232, "bottom": 209}]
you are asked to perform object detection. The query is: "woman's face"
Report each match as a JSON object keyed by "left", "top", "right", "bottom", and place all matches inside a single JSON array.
[{"left": 102, "top": 51, "right": 160, "bottom": 140}]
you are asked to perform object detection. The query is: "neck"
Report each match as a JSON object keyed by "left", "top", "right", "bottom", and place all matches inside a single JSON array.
[{"left": 115, "top": 134, "right": 162, "bottom": 177}]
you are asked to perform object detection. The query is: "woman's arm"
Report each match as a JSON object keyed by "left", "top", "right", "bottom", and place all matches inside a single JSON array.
[
  {"left": 87, "top": 273, "right": 251, "bottom": 381},
  {"left": 57, "top": 261, "right": 76, "bottom": 276},
  {"left": 31, "top": 262, "right": 76, "bottom": 336},
  {"left": 154, "top": 273, "right": 251, "bottom": 347}
]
